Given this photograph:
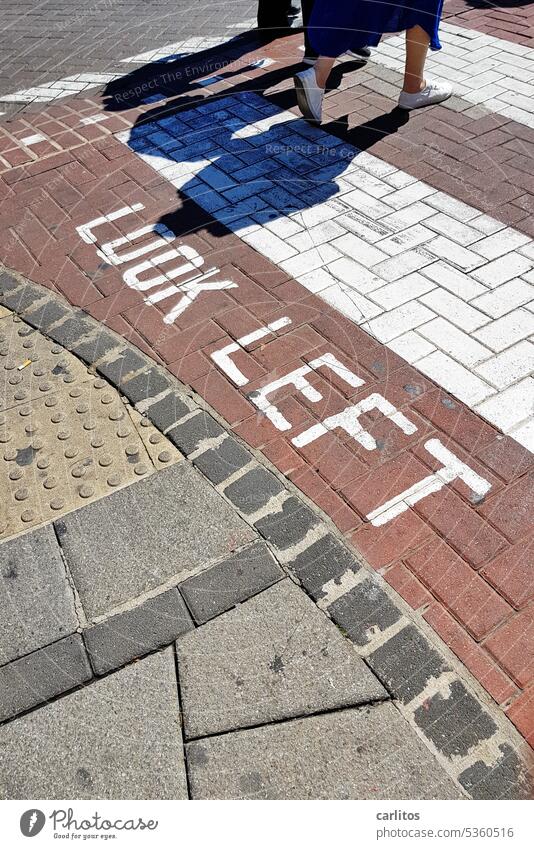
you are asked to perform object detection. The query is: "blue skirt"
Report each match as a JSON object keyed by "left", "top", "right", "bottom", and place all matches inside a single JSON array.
[{"left": 309, "top": 0, "right": 444, "bottom": 56}]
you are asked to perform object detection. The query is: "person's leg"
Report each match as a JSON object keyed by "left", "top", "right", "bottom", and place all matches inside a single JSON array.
[
  {"left": 403, "top": 25, "right": 430, "bottom": 94},
  {"left": 314, "top": 56, "right": 336, "bottom": 88},
  {"left": 398, "top": 24, "right": 452, "bottom": 109}
]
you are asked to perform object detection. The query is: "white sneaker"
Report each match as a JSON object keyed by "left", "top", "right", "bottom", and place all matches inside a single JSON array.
[
  {"left": 294, "top": 67, "right": 324, "bottom": 123},
  {"left": 398, "top": 79, "right": 453, "bottom": 111}
]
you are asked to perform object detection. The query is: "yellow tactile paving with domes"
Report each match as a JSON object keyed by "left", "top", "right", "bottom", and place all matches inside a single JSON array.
[{"left": 0, "top": 311, "right": 181, "bottom": 541}]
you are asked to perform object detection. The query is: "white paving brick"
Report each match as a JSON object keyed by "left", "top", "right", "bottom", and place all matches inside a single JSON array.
[
  {"left": 265, "top": 217, "right": 303, "bottom": 239},
  {"left": 475, "top": 341, "right": 534, "bottom": 389},
  {"left": 349, "top": 150, "right": 397, "bottom": 178},
  {"left": 364, "top": 301, "right": 436, "bottom": 343},
  {"left": 383, "top": 170, "right": 418, "bottom": 189},
  {"left": 342, "top": 168, "right": 394, "bottom": 198},
  {"left": 243, "top": 228, "right": 297, "bottom": 262},
  {"left": 473, "top": 308, "right": 534, "bottom": 352},
  {"left": 419, "top": 289, "right": 489, "bottom": 332},
  {"left": 421, "top": 261, "right": 486, "bottom": 300},
  {"left": 339, "top": 189, "right": 393, "bottom": 219},
  {"left": 509, "top": 419, "right": 534, "bottom": 453},
  {"left": 388, "top": 331, "right": 436, "bottom": 364},
  {"left": 384, "top": 182, "right": 437, "bottom": 209},
  {"left": 372, "top": 249, "right": 434, "bottom": 282},
  {"left": 417, "top": 350, "right": 494, "bottom": 406},
  {"left": 423, "top": 191, "right": 480, "bottom": 222},
  {"left": 281, "top": 244, "right": 342, "bottom": 277},
  {"left": 331, "top": 232, "right": 389, "bottom": 267},
  {"left": 21, "top": 133, "right": 46, "bottom": 146},
  {"left": 475, "top": 378, "right": 534, "bottom": 432},
  {"left": 471, "top": 279, "right": 534, "bottom": 318},
  {"left": 424, "top": 213, "right": 483, "bottom": 246},
  {"left": 327, "top": 257, "right": 386, "bottom": 294},
  {"left": 469, "top": 214, "right": 506, "bottom": 236},
  {"left": 381, "top": 202, "right": 435, "bottom": 232},
  {"left": 470, "top": 229, "right": 531, "bottom": 261},
  {"left": 288, "top": 220, "right": 346, "bottom": 251},
  {"left": 335, "top": 211, "right": 393, "bottom": 243},
  {"left": 426, "top": 237, "right": 486, "bottom": 272},
  {"left": 376, "top": 224, "right": 434, "bottom": 256},
  {"left": 472, "top": 253, "right": 533, "bottom": 287},
  {"left": 291, "top": 200, "right": 346, "bottom": 229},
  {"left": 297, "top": 266, "right": 342, "bottom": 294},
  {"left": 518, "top": 241, "right": 534, "bottom": 261},
  {"left": 370, "top": 273, "right": 435, "bottom": 310},
  {"left": 418, "top": 317, "right": 492, "bottom": 367},
  {"left": 321, "top": 283, "right": 382, "bottom": 323}
]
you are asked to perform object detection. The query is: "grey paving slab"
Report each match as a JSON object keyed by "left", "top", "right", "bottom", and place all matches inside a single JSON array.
[
  {"left": 254, "top": 496, "right": 321, "bottom": 550},
  {"left": 368, "top": 624, "right": 449, "bottom": 704},
  {"left": 0, "top": 648, "right": 187, "bottom": 800},
  {"left": 0, "top": 526, "right": 78, "bottom": 664},
  {"left": 459, "top": 744, "right": 533, "bottom": 800},
  {"left": 289, "top": 533, "right": 362, "bottom": 601},
  {"left": 192, "top": 437, "right": 252, "bottom": 486},
  {"left": 0, "top": 634, "right": 92, "bottom": 722},
  {"left": 414, "top": 680, "right": 498, "bottom": 757},
  {"left": 84, "top": 587, "right": 194, "bottom": 675},
  {"left": 224, "top": 467, "right": 285, "bottom": 514},
  {"left": 167, "top": 411, "right": 225, "bottom": 456},
  {"left": 329, "top": 577, "right": 403, "bottom": 647},
  {"left": 57, "top": 463, "right": 256, "bottom": 619},
  {"left": 179, "top": 540, "right": 284, "bottom": 624},
  {"left": 144, "top": 392, "right": 191, "bottom": 433},
  {"left": 186, "top": 702, "right": 462, "bottom": 799},
  {"left": 177, "top": 579, "right": 387, "bottom": 739}
]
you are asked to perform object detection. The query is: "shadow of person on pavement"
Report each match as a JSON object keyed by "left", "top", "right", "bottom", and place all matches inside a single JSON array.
[
  {"left": 101, "top": 38, "right": 409, "bottom": 240},
  {"left": 95, "top": 31, "right": 413, "bottom": 336}
]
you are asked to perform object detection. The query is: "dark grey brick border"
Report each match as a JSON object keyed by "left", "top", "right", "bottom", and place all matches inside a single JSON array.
[{"left": 1, "top": 268, "right": 532, "bottom": 800}]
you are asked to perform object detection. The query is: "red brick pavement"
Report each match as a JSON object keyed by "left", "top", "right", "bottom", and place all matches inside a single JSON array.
[
  {"left": 444, "top": 0, "right": 534, "bottom": 48},
  {"left": 0, "top": 30, "right": 533, "bottom": 748}
]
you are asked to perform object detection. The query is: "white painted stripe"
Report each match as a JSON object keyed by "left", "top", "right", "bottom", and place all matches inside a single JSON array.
[
  {"left": 0, "top": 21, "right": 256, "bottom": 105},
  {"left": 20, "top": 134, "right": 46, "bottom": 146},
  {"left": 118, "top": 92, "right": 534, "bottom": 453},
  {"left": 0, "top": 74, "right": 120, "bottom": 104},
  {"left": 80, "top": 114, "right": 109, "bottom": 126},
  {"left": 121, "top": 35, "right": 237, "bottom": 64}
]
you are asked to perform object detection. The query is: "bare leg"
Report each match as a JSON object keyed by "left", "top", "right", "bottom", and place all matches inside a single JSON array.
[
  {"left": 314, "top": 56, "right": 336, "bottom": 88},
  {"left": 403, "top": 25, "right": 430, "bottom": 94}
]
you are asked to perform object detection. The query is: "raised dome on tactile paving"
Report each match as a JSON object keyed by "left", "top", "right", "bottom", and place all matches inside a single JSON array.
[{"left": 0, "top": 310, "right": 181, "bottom": 540}]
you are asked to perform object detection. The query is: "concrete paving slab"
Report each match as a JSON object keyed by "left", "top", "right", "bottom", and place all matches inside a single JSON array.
[
  {"left": 186, "top": 702, "right": 462, "bottom": 799},
  {"left": 57, "top": 463, "right": 256, "bottom": 619},
  {"left": 0, "top": 648, "right": 187, "bottom": 800},
  {"left": 177, "top": 579, "right": 387, "bottom": 738},
  {"left": 0, "top": 525, "right": 78, "bottom": 664}
]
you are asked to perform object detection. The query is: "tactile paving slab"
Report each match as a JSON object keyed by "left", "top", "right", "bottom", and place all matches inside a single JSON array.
[{"left": 0, "top": 311, "right": 181, "bottom": 540}]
